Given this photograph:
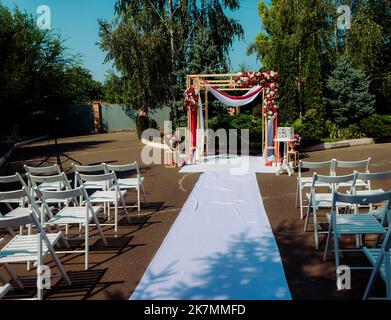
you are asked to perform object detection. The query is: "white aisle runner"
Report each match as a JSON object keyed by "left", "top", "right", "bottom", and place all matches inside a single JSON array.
[{"left": 130, "top": 172, "right": 291, "bottom": 300}]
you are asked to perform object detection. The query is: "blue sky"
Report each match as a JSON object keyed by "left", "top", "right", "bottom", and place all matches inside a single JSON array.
[{"left": 2, "top": 0, "right": 262, "bottom": 82}]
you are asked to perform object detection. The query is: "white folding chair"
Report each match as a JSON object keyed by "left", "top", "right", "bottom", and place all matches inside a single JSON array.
[
  {"left": 35, "top": 186, "right": 108, "bottom": 270},
  {"left": 355, "top": 171, "right": 391, "bottom": 219},
  {"left": 105, "top": 162, "right": 148, "bottom": 212},
  {"left": 72, "top": 163, "right": 109, "bottom": 191},
  {"left": 24, "top": 164, "right": 66, "bottom": 191},
  {"left": 76, "top": 172, "right": 130, "bottom": 235},
  {"left": 324, "top": 191, "right": 388, "bottom": 273},
  {"left": 304, "top": 173, "right": 357, "bottom": 250},
  {"left": 363, "top": 194, "right": 391, "bottom": 300},
  {"left": 334, "top": 158, "right": 371, "bottom": 189},
  {"left": 0, "top": 188, "right": 72, "bottom": 300},
  {"left": 26, "top": 173, "right": 75, "bottom": 207},
  {"left": 296, "top": 160, "right": 335, "bottom": 220},
  {"left": 0, "top": 174, "right": 29, "bottom": 209}
]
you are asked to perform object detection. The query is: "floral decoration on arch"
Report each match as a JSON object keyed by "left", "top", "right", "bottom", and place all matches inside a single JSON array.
[
  {"left": 235, "top": 70, "right": 279, "bottom": 118},
  {"left": 184, "top": 86, "right": 199, "bottom": 111}
]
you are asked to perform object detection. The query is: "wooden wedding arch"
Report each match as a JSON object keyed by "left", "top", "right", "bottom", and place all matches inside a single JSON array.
[{"left": 186, "top": 73, "right": 278, "bottom": 160}]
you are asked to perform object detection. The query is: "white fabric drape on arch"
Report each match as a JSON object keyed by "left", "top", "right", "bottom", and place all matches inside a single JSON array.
[{"left": 208, "top": 85, "right": 263, "bottom": 107}]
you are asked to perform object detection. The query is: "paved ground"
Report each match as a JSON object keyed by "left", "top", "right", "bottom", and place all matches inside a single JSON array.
[{"left": 2, "top": 132, "right": 391, "bottom": 300}]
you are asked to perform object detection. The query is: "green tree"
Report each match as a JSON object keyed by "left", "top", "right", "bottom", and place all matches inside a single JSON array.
[
  {"left": 99, "top": 0, "right": 244, "bottom": 118},
  {"left": 325, "top": 57, "right": 376, "bottom": 127},
  {"left": 249, "top": 0, "right": 335, "bottom": 122},
  {"left": 0, "top": 4, "right": 102, "bottom": 136}
]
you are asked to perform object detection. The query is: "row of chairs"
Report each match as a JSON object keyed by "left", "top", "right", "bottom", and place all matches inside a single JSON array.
[
  {"left": 0, "top": 161, "right": 147, "bottom": 300},
  {"left": 296, "top": 158, "right": 391, "bottom": 300}
]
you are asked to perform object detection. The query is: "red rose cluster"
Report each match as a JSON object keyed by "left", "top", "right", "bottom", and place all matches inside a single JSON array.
[
  {"left": 235, "top": 70, "right": 279, "bottom": 118},
  {"left": 184, "top": 86, "right": 198, "bottom": 111}
]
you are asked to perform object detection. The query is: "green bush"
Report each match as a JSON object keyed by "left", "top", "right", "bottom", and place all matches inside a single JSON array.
[
  {"left": 328, "top": 123, "right": 364, "bottom": 140},
  {"left": 209, "top": 113, "right": 263, "bottom": 152},
  {"left": 135, "top": 115, "right": 150, "bottom": 139},
  {"left": 361, "top": 115, "right": 391, "bottom": 140},
  {"left": 293, "top": 109, "right": 326, "bottom": 146}
]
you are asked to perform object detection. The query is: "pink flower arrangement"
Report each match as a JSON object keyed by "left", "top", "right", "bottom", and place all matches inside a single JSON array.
[
  {"left": 289, "top": 134, "right": 302, "bottom": 149},
  {"left": 139, "top": 110, "right": 148, "bottom": 118}
]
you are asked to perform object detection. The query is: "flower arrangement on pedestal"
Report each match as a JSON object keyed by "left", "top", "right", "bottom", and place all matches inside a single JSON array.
[{"left": 289, "top": 134, "right": 302, "bottom": 151}]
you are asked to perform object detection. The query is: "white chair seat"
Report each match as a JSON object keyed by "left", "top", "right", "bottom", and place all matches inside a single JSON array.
[
  {"left": 82, "top": 181, "right": 108, "bottom": 190},
  {"left": 37, "top": 181, "right": 70, "bottom": 191},
  {"left": 327, "top": 214, "right": 386, "bottom": 235},
  {"left": 47, "top": 206, "right": 102, "bottom": 225},
  {"left": 2, "top": 207, "right": 33, "bottom": 219},
  {"left": 89, "top": 191, "right": 127, "bottom": 203},
  {"left": 113, "top": 177, "right": 144, "bottom": 189},
  {"left": 0, "top": 233, "right": 62, "bottom": 263},
  {"left": 306, "top": 193, "right": 352, "bottom": 208},
  {"left": 299, "top": 177, "right": 330, "bottom": 188}
]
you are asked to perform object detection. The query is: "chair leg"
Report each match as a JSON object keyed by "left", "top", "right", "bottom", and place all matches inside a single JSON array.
[
  {"left": 299, "top": 187, "right": 305, "bottom": 220},
  {"left": 141, "top": 184, "right": 148, "bottom": 205},
  {"left": 120, "top": 194, "right": 130, "bottom": 223},
  {"left": 323, "top": 222, "right": 333, "bottom": 262},
  {"left": 363, "top": 255, "right": 383, "bottom": 300},
  {"left": 3, "top": 263, "right": 24, "bottom": 289},
  {"left": 137, "top": 188, "right": 141, "bottom": 212},
  {"left": 304, "top": 202, "right": 312, "bottom": 232},
  {"left": 84, "top": 223, "right": 89, "bottom": 271},
  {"left": 333, "top": 228, "right": 340, "bottom": 274},
  {"left": 114, "top": 200, "right": 118, "bottom": 235},
  {"left": 92, "top": 213, "right": 108, "bottom": 247},
  {"left": 313, "top": 207, "right": 319, "bottom": 250}
]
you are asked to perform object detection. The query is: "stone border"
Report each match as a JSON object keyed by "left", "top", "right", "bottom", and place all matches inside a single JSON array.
[
  {"left": 301, "top": 138, "right": 375, "bottom": 153},
  {"left": 0, "top": 135, "right": 49, "bottom": 168}
]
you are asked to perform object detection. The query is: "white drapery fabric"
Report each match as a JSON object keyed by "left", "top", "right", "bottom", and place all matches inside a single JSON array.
[
  {"left": 195, "top": 96, "right": 205, "bottom": 161},
  {"left": 208, "top": 85, "right": 263, "bottom": 107}
]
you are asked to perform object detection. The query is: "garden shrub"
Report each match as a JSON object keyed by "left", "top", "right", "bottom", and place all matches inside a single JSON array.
[
  {"left": 361, "top": 115, "right": 391, "bottom": 141},
  {"left": 293, "top": 109, "right": 326, "bottom": 147}
]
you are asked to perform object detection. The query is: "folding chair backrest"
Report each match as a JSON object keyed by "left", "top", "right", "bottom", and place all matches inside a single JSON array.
[
  {"left": 333, "top": 191, "right": 391, "bottom": 209},
  {"left": 77, "top": 172, "right": 117, "bottom": 185},
  {"left": 0, "top": 175, "right": 21, "bottom": 184},
  {"left": 299, "top": 160, "right": 335, "bottom": 177},
  {"left": 37, "top": 186, "right": 85, "bottom": 201},
  {"left": 335, "top": 158, "right": 371, "bottom": 173},
  {"left": 105, "top": 162, "right": 137, "bottom": 173},
  {"left": 313, "top": 173, "right": 357, "bottom": 193},
  {"left": 27, "top": 173, "right": 71, "bottom": 190},
  {"left": 0, "top": 188, "right": 39, "bottom": 219},
  {"left": 357, "top": 171, "right": 391, "bottom": 183},
  {"left": 72, "top": 163, "right": 107, "bottom": 174},
  {"left": 24, "top": 164, "right": 61, "bottom": 176},
  {"left": 105, "top": 162, "right": 141, "bottom": 182}
]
